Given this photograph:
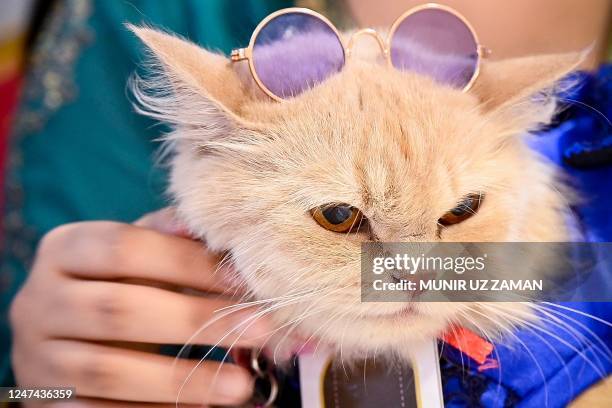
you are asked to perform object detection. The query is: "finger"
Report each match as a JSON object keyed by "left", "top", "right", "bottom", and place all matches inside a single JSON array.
[
  {"left": 45, "top": 280, "right": 271, "bottom": 346},
  {"left": 38, "top": 222, "right": 231, "bottom": 292},
  {"left": 45, "top": 340, "right": 255, "bottom": 406},
  {"left": 133, "top": 208, "right": 190, "bottom": 237},
  {"left": 44, "top": 399, "right": 204, "bottom": 408}
]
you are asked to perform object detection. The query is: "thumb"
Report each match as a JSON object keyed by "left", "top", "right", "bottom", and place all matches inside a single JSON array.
[{"left": 133, "top": 207, "right": 191, "bottom": 237}]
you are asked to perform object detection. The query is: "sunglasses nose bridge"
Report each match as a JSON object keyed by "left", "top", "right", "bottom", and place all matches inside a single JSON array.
[{"left": 346, "top": 28, "right": 388, "bottom": 59}]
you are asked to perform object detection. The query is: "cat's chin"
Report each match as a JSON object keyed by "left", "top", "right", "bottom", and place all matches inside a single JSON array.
[{"left": 265, "top": 304, "right": 453, "bottom": 364}]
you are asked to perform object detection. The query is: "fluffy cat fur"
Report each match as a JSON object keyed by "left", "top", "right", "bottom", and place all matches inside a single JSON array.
[{"left": 128, "top": 25, "right": 584, "bottom": 362}]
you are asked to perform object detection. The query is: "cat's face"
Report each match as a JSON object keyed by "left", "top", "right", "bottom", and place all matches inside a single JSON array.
[{"left": 131, "top": 27, "right": 581, "bottom": 358}]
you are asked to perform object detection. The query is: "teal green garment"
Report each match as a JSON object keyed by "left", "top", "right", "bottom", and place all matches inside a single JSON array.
[{"left": 0, "top": 0, "right": 290, "bottom": 386}]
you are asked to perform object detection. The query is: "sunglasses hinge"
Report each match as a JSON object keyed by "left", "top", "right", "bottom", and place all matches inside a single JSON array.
[
  {"left": 231, "top": 48, "right": 247, "bottom": 62},
  {"left": 479, "top": 45, "right": 492, "bottom": 58}
]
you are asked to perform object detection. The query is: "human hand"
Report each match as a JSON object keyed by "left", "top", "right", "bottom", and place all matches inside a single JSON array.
[{"left": 9, "top": 208, "right": 270, "bottom": 407}]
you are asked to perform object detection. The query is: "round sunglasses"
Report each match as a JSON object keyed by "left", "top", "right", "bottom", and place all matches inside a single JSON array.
[{"left": 231, "top": 4, "right": 490, "bottom": 101}]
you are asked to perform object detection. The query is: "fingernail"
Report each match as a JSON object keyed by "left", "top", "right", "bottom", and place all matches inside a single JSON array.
[
  {"left": 218, "top": 366, "right": 255, "bottom": 404},
  {"left": 135, "top": 208, "right": 192, "bottom": 237}
]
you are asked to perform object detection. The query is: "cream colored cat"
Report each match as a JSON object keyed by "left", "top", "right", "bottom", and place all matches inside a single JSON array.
[{"left": 129, "top": 26, "right": 582, "bottom": 362}]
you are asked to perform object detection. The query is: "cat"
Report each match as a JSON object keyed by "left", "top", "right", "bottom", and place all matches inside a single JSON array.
[{"left": 128, "top": 25, "right": 584, "bottom": 364}]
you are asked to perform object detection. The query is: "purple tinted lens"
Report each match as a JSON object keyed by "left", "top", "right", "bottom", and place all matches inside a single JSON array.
[
  {"left": 390, "top": 8, "right": 478, "bottom": 89},
  {"left": 252, "top": 12, "right": 345, "bottom": 99}
]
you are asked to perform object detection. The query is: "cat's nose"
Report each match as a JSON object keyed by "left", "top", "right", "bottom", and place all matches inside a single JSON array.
[
  {"left": 390, "top": 272, "right": 427, "bottom": 300},
  {"left": 391, "top": 268, "right": 406, "bottom": 283}
]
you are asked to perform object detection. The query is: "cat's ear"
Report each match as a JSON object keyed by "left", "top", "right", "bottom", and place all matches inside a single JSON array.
[
  {"left": 127, "top": 25, "right": 253, "bottom": 127},
  {"left": 470, "top": 50, "right": 587, "bottom": 113}
]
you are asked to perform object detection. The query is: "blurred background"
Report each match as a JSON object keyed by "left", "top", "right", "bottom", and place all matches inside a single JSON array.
[{"left": 0, "top": 0, "right": 34, "bottom": 209}]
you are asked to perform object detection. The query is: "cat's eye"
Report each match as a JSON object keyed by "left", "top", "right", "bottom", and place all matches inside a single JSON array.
[
  {"left": 438, "top": 193, "right": 484, "bottom": 226},
  {"left": 311, "top": 204, "right": 363, "bottom": 233}
]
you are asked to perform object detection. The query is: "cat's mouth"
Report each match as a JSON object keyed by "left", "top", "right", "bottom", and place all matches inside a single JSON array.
[
  {"left": 360, "top": 303, "right": 420, "bottom": 322},
  {"left": 387, "top": 304, "right": 420, "bottom": 320},
  {"left": 394, "top": 304, "right": 419, "bottom": 316}
]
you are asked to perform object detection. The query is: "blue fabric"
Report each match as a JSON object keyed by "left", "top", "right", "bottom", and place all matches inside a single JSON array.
[{"left": 442, "top": 65, "right": 612, "bottom": 407}]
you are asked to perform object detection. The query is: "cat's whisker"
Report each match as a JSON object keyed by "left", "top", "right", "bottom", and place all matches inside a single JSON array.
[
  {"left": 556, "top": 97, "right": 611, "bottom": 127},
  {"left": 488, "top": 305, "right": 610, "bottom": 394},
  {"left": 341, "top": 206, "right": 365, "bottom": 243},
  {"left": 201, "top": 307, "right": 292, "bottom": 407},
  {"left": 297, "top": 310, "right": 342, "bottom": 357},
  {"left": 469, "top": 305, "right": 571, "bottom": 392},
  {"left": 504, "top": 302, "right": 611, "bottom": 370},
  {"left": 469, "top": 304, "right": 554, "bottom": 407},
  {"left": 362, "top": 346, "right": 370, "bottom": 390},
  {"left": 213, "top": 288, "right": 318, "bottom": 314},
  {"left": 173, "top": 246, "right": 247, "bottom": 360},
  {"left": 172, "top": 290, "right": 309, "bottom": 364},
  {"left": 532, "top": 304, "right": 612, "bottom": 361},
  {"left": 269, "top": 307, "right": 328, "bottom": 365},
  {"left": 541, "top": 302, "right": 612, "bottom": 328},
  {"left": 205, "top": 297, "right": 321, "bottom": 405},
  {"left": 176, "top": 292, "right": 321, "bottom": 407},
  {"left": 311, "top": 308, "right": 355, "bottom": 356},
  {"left": 503, "top": 311, "right": 582, "bottom": 398},
  {"left": 448, "top": 320, "right": 467, "bottom": 373},
  {"left": 173, "top": 283, "right": 321, "bottom": 366},
  {"left": 255, "top": 286, "right": 343, "bottom": 351},
  {"left": 458, "top": 306, "right": 506, "bottom": 392},
  {"left": 339, "top": 313, "right": 352, "bottom": 379},
  {"left": 480, "top": 303, "right": 608, "bottom": 378},
  {"left": 183, "top": 280, "right": 332, "bottom": 386},
  {"left": 268, "top": 284, "right": 353, "bottom": 364}
]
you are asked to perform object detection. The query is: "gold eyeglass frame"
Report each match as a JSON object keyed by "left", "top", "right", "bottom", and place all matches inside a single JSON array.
[{"left": 231, "top": 3, "right": 490, "bottom": 102}]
